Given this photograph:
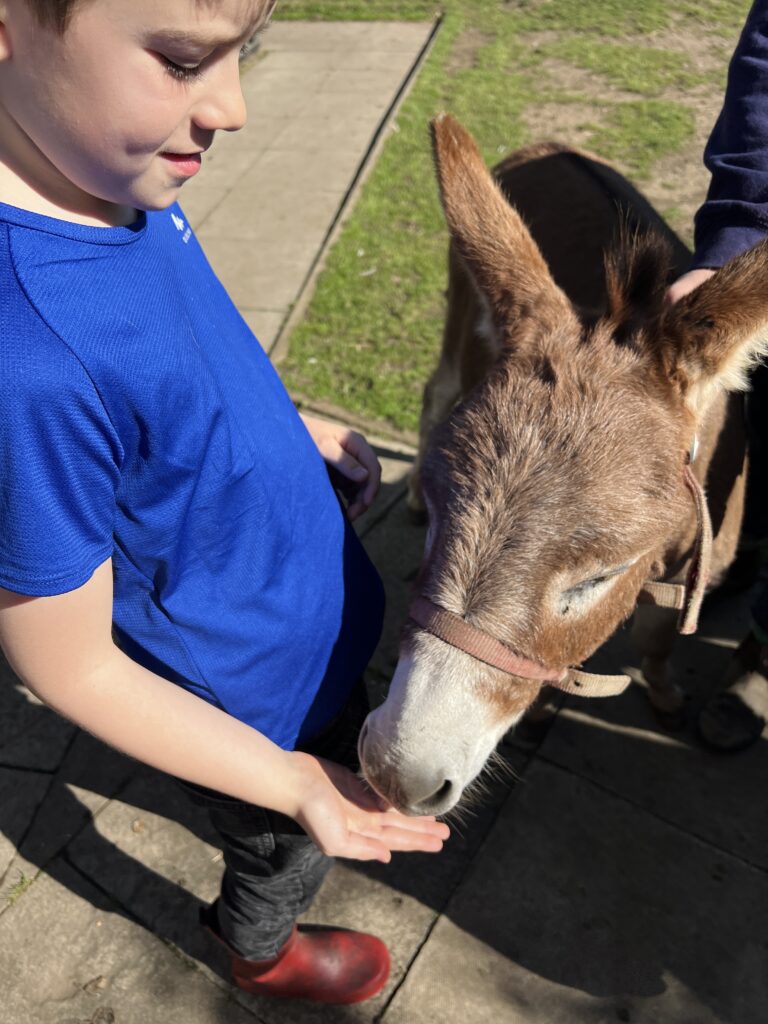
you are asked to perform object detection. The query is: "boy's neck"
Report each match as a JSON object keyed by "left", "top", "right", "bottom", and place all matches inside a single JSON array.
[{"left": 0, "top": 107, "right": 137, "bottom": 229}]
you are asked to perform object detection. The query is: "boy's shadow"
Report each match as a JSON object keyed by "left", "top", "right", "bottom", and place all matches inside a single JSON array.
[{"left": 0, "top": 661, "right": 231, "bottom": 974}]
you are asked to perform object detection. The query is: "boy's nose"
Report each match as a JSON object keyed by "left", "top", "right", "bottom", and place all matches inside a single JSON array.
[{"left": 192, "top": 59, "right": 248, "bottom": 134}]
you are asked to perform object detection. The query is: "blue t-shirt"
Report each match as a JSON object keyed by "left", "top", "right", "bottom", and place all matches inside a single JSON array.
[{"left": 0, "top": 201, "right": 384, "bottom": 749}]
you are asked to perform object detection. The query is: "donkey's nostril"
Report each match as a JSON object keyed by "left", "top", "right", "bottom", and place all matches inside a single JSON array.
[
  {"left": 433, "top": 779, "right": 453, "bottom": 803},
  {"left": 412, "top": 778, "right": 455, "bottom": 814}
]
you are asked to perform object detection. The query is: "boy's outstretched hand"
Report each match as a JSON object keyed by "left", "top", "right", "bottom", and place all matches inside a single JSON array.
[
  {"left": 290, "top": 752, "right": 450, "bottom": 863},
  {"left": 300, "top": 414, "right": 382, "bottom": 521}
]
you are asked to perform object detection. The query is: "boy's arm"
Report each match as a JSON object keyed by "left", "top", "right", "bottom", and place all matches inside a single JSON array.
[{"left": 0, "top": 559, "right": 448, "bottom": 861}]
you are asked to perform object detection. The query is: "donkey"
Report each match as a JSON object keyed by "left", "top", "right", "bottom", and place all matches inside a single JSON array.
[{"left": 359, "top": 114, "right": 768, "bottom": 817}]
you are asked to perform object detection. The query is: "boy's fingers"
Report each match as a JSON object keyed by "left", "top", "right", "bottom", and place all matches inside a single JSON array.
[
  {"left": 347, "top": 809, "right": 449, "bottom": 841},
  {"left": 357, "top": 825, "right": 446, "bottom": 853},
  {"left": 377, "top": 810, "right": 449, "bottom": 834},
  {"left": 325, "top": 445, "right": 368, "bottom": 481},
  {"left": 339, "top": 834, "right": 392, "bottom": 863},
  {"left": 345, "top": 500, "right": 367, "bottom": 522},
  {"left": 342, "top": 434, "right": 381, "bottom": 480}
]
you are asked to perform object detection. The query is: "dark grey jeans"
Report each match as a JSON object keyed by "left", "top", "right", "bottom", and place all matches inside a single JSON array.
[{"left": 183, "top": 684, "right": 370, "bottom": 961}]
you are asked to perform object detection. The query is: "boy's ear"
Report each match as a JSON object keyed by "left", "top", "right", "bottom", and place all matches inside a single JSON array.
[
  {"left": 0, "top": 2, "right": 12, "bottom": 61},
  {"left": 430, "top": 113, "right": 574, "bottom": 340},
  {"left": 660, "top": 239, "right": 768, "bottom": 418}
]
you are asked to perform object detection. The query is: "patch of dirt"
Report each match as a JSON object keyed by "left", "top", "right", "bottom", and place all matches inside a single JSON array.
[
  {"left": 521, "top": 100, "right": 608, "bottom": 153},
  {"left": 533, "top": 56, "right": 643, "bottom": 104},
  {"left": 446, "top": 27, "right": 495, "bottom": 75},
  {"left": 643, "top": 26, "right": 734, "bottom": 77}
]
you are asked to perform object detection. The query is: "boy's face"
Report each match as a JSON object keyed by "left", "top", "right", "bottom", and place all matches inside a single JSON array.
[{"left": 0, "top": 0, "right": 272, "bottom": 213}]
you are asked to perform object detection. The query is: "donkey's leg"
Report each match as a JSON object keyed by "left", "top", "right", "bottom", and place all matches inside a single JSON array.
[
  {"left": 631, "top": 603, "right": 686, "bottom": 727},
  {"left": 407, "top": 248, "right": 477, "bottom": 519},
  {"left": 406, "top": 357, "right": 462, "bottom": 520}
]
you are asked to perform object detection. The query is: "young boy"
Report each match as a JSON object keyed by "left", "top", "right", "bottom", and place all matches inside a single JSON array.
[{"left": 0, "top": 0, "right": 449, "bottom": 1006}]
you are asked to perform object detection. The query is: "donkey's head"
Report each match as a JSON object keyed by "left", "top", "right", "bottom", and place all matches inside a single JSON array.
[{"left": 359, "top": 115, "right": 768, "bottom": 816}]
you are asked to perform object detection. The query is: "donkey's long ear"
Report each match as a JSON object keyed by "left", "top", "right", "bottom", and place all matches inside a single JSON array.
[
  {"left": 660, "top": 239, "right": 768, "bottom": 418},
  {"left": 431, "top": 114, "right": 573, "bottom": 335}
]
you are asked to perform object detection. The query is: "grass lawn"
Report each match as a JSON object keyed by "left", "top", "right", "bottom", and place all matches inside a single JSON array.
[{"left": 274, "top": 0, "right": 751, "bottom": 436}]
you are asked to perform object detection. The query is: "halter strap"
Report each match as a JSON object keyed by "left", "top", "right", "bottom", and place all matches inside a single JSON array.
[
  {"left": 636, "top": 461, "right": 713, "bottom": 635},
  {"left": 408, "top": 596, "right": 630, "bottom": 697}
]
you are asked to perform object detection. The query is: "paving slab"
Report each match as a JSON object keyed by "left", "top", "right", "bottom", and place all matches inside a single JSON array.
[
  {"left": 1, "top": 731, "right": 134, "bottom": 896},
  {"left": 0, "top": 767, "right": 51, "bottom": 883},
  {"left": 0, "top": 858, "right": 258, "bottom": 1024},
  {"left": 65, "top": 771, "right": 222, "bottom": 929},
  {"left": 198, "top": 182, "right": 345, "bottom": 243},
  {"left": 383, "top": 758, "right": 768, "bottom": 1024},
  {"left": 259, "top": 23, "right": 433, "bottom": 53},
  {"left": 538, "top": 589, "right": 768, "bottom": 871}
]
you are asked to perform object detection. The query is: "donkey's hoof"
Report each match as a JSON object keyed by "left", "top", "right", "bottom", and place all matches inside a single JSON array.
[
  {"left": 650, "top": 700, "right": 689, "bottom": 732},
  {"left": 697, "top": 690, "right": 766, "bottom": 752},
  {"left": 406, "top": 504, "right": 428, "bottom": 526}
]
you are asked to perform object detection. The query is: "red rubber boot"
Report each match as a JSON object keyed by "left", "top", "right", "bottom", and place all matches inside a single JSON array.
[{"left": 204, "top": 912, "right": 390, "bottom": 1004}]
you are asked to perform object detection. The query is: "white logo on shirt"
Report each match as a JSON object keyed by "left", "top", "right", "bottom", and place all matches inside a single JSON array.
[{"left": 171, "top": 211, "right": 192, "bottom": 244}]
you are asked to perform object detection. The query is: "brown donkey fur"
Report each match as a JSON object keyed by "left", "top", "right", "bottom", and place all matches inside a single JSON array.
[{"left": 359, "top": 116, "right": 768, "bottom": 816}]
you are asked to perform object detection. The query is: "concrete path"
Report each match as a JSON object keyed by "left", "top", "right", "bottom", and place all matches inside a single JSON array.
[{"left": 2, "top": 19, "right": 768, "bottom": 1024}]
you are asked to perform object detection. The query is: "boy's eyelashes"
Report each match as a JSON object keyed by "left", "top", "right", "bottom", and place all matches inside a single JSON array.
[
  {"left": 160, "top": 55, "right": 205, "bottom": 82},
  {"left": 157, "top": 45, "right": 249, "bottom": 83}
]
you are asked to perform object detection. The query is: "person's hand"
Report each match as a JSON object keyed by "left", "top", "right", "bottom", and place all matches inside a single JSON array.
[
  {"left": 289, "top": 751, "right": 450, "bottom": 863},
  {"left": 666, "top": 267, "right": 716, "bottom": 305},
  {"left": 300, "top": 414, "right": 382, "bottom": 521}
]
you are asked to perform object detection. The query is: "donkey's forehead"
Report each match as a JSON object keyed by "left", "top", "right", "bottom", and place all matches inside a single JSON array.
[{"left": 431, "top": 353, "right": 683, "bottom": 496}]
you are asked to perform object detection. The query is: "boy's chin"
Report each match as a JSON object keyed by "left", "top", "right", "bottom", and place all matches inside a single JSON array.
[
  {"left": 125, "top": 178, "right": 187, "bottom": 213},
  {"left": 136, "top": 190, "right": 185, "bottom": 213}
]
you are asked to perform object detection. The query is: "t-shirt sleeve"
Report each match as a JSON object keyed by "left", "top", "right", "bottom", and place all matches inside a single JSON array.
[{"left": 0, "top": 328, "right": 122, "bottom": 596}]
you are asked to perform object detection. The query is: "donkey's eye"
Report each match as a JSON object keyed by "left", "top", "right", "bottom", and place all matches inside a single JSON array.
[
  {"left": 570, "top": 565, "right": 630, "bottom": 593},
  {"left": 557, "top": 563, "right": 633, "bottom": 616},
  {"left": 567, "top": 573, "right": 610, "bottom": 597},
  {"left": 585, "top": 573, "right": 610, "bottom": 588}
]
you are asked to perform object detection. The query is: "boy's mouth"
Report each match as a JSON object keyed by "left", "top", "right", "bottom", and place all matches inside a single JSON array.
[{"left": 160, "top": 152, "right": 203, "bottom": 178}]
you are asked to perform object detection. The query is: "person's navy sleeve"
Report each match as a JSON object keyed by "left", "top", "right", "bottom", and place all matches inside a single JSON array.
[
  {"left": 0, "top": 313, "right": 123, "bottom": 597},
  {"left": 693, "top": 0, "right": 768, "bottom": 268}
]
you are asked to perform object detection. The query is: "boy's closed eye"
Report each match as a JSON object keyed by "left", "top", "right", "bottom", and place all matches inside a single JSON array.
[
  {"left": 158, "top": 55, "right": 206, "bottom": 82},
  {"left": 159, "top": 40, "right": 254, "bottom": 83}
]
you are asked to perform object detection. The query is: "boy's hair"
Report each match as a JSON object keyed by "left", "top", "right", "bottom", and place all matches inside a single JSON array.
[{"left": 26, "top": 0, "right": 76, "bottom": 32}]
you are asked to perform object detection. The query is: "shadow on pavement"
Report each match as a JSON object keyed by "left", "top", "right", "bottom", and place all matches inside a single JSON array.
[{"left": 1, "top": 485, "right": 767, "bottom": 1021}]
